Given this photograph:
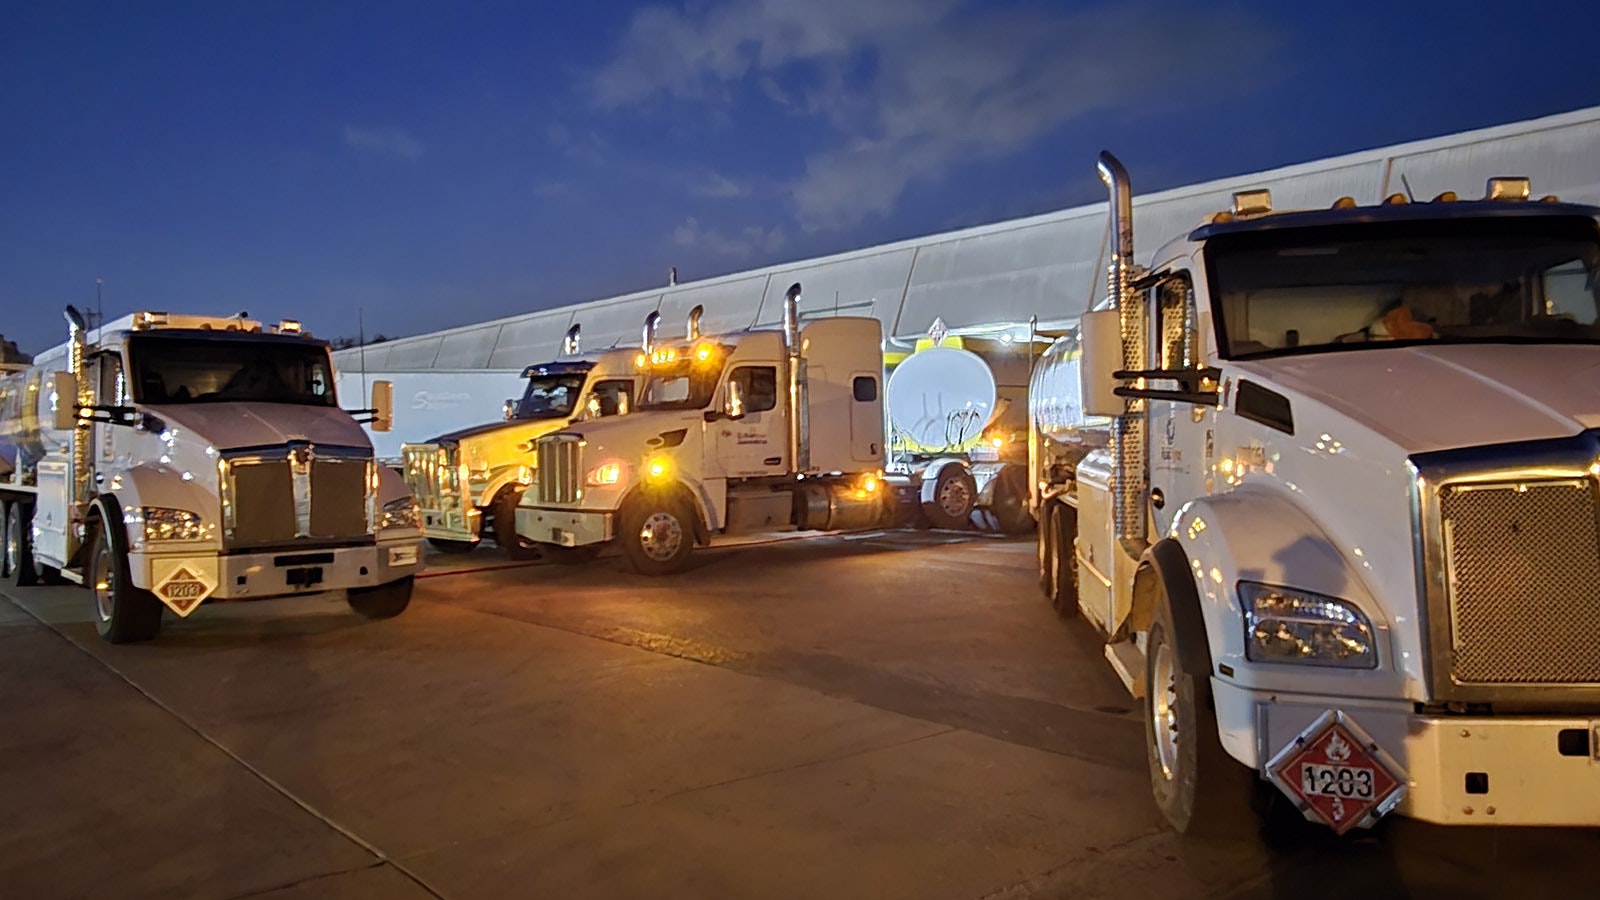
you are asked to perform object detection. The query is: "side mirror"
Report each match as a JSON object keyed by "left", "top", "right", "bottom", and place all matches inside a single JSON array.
[
  {"left": 724, "top": 379, "right": 747, "bottom": 420},
  {"left": 503, "top": 399, "right": 516, "bottom": 421},
  {"left": 1079, "top": 309, "right": 1124, "bottom": 418},
  {"left": 52, "top": 371, "right": 78, "bottom": 430},
  {"left": 370, "top": 380, "right": 394, "bottom": 433}
]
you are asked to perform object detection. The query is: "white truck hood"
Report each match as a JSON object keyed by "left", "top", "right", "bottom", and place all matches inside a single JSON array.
[
  {"left": 144, "top": 402, "right": 373, "bottom": 452},
  {"left": 1234, "top": 344, "right": 1600, "bottom": 454}
]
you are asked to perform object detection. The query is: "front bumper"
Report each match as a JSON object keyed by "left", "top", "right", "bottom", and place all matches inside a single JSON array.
[
  {"left": 133, "top": 536, "right": 422, "bottom": 610},
  {"left": 420, "top": 504, "right": 482, "bottom": 544},
  {"left": 517, "top": 506, "right": 612, "bottom": 548},
  {"left": 1218, "top": 682, "right": 1600, "bottom": 826}
]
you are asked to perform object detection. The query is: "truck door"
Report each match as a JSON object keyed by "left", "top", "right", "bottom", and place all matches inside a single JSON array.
[
  {"left": 88, "top": 351, "right": 128, "bottom": 473},
  {"left": 712, "top": 364, "right": 788, "bottom": 478},
  {"left": 1146, "top": 272, "right": 1209, "bottom": 539}
]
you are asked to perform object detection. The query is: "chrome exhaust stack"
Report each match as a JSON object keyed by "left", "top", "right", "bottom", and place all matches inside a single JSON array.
[
  {"left": 783, "top": 283, "right": 806, "bottom": 474},
  {"left": 63, "top": 305, "right": 92, "bottom": 509},
  {"left": 1096, "top": 151, "right": 1148, "bottom": 550},
  {"left": 687, "top": 304, "right": 703, "bottom": 341}
]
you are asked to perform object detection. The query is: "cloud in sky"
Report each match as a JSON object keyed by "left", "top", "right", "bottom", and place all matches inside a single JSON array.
[
  {"left": 592, "top": 0, "right": 1276, "bottom": 229},
  {"left": 342, "top": 126, "right": 425, "bottom": 161},
  {"left": 673, "top": 216, "right": 785, "bottom": 259}
]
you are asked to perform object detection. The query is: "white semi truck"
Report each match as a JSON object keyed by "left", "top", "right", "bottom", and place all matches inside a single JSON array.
[
  {"left": 516, "top": 284, "right": 892, "bottom": 575},
  {"left": 400, "top": 323, "right": 641, "bottom": 557},
  {"left": 0, "top": 308, "right": 423, "bottom": 643},
  {"left": 1034, "top": 152, "right": 1600, "bottom": 836}
]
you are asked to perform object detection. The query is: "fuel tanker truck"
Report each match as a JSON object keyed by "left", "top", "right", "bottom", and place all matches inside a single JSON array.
[
  {"left": 885, "top": 324, "right": 1032, "bottom": 533},
  {"left": 516, "top": 284, "right": 895, "bottom": 575},
  {"left": 0, "top": 307, "right": 423, "bottom": 643},
  {"left": 400, "top": 322, "right": 642, "bottom": 558},
  {"left": 1032, "top": 151, "right": 1600, "bottom": 836}
]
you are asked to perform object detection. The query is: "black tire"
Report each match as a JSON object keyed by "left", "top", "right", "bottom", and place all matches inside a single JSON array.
[
  {"left": 1045, "top": 504, "right": 1078, "bottom": 618},
  {"left": 619, "top": 493, "right": 695, "bottom": 576},
  {"left": 988, "top": 466, "right": 1035, "bottom": 535},
  {"left": 4, "top": 501, "right": 39, "bottom": 588},
  {"left": 922, "top": 465, "right": 977, "bottom": 530},
  {"left": 490, "top": 486, "right": 538, "bottom": 560},
  {"left": 348, "top": 576, "right": 413, "bottom": 619},
  {"left": 1145, "top": 572, "right": 1254, "bottom": 837},
  {"left": 89, "top": 517, "right": 163, "bottom": 644},
  {"left": 427, "top": 538, "right": 477, "bottom": 554}
]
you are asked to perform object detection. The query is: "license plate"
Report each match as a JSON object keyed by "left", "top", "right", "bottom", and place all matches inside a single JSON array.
[{"left": 1298, "top": 762, "right": 1376, "bottom": 800}]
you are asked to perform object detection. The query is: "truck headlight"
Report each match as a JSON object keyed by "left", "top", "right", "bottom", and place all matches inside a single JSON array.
[
  {"left": 1240, "top": 582, "right": 1377, "bottom": 669},
  {"left": 379, "top": 497, "right": 420, "bottom": 531},
  {"left": 127, "top": 507, "right": 211, "bottom": 542},
  {"left": 586, "top": 461, "right": 622, "bottom": 486}
]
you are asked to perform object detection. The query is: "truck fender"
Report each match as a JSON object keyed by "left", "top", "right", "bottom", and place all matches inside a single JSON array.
[
  {"left": 916, "top": 457, "right": 969, "bottom": 505},
  {"left": 1130, "top": 539, "right": 1212, "bottom": 677},
  {"left": 1164, "top": 487, "right": 1396, "bottom": 696},
  {"left": 475, "top": 465, "right": 532, "bottom": 510},
  {"left": 376, "top": 465, "right": 412, "bottom": 507},
  {"left": 620, "top": 479, "right": 711, "bottom": 545}
]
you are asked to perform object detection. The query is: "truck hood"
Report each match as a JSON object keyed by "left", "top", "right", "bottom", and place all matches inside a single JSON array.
[
  {"left": 1234, "top": 344, "right": 1600, "bottom": 454},
  {"left": 143, "top": 402, "right": 373, "bottom": 452},
  {"left": 429, "top": 415, "right": 564, "bottom": 445}
]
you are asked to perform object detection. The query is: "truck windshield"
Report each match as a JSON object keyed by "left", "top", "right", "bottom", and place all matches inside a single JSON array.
[
  {"left": 127, "top": 335, "right": 337, "bottom": 406},
  {"left": 638, "top": 361, "right": 719, "bottom": 411},
  {"left": 513, "top": 374, "right": 586, "bottom": 419},
  {"left": 1208, "top": 215, "right": 1600, "bottom": 359}
]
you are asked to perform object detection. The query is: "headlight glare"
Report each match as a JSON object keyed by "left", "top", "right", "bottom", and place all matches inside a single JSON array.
[
  {"left": 379, "top": 496, "right": 420, "bottom": 531},
  {"left": 585, "top": 461, "right": 622, "bottom": 486},
  {"left": 127, "top": 507, "right": 211, "bottom": 542},
  {"left": 1240, "top": 582, "right": 1376, "bottom": 669}
]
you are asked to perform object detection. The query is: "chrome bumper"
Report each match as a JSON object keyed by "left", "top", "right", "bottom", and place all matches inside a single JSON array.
[{"left": 516, "top": 506, "right": 612, "bottom": 548}]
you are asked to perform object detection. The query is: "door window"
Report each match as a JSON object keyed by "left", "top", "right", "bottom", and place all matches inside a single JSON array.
[{"left": 727, "top": 366, "right": 777, "bottom": 414}]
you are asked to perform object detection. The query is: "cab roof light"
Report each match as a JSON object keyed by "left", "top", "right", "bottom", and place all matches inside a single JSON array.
[
  {"left": 1330, "top": 196, "right": 1357, "bottom": 209},
  {"left": 1382, "top": 192, "right": 1408, "bottom": 205},
  {"left": 1231, "top": 189, "right": 1272, "bottom": 217},
  {"left": 276, "top": 319, "right": 302, "bottom": 334},
  {"left": 1431, "top": 191, "right": 1458, "bottom": 203},
  {"left": 1540, "top": 194, "right": 1561, "bottom": 203},
  {"left": 1485, "top": 177, "right": 1530, "bottom": 202},
  {"left": 133, "top": 311, "right": 169, "bottom": 330}
]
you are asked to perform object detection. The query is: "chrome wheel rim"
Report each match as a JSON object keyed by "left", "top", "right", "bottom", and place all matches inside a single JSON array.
[
  {"left": 93, "top": 545, "right": 115, "bottom": 623},
  {"left": 937, "top": 477, "right": 972, "bottom": 517},
  {"left": 638, "top": 511, "right": 684, "bottom": 562},
  {"left": 1152, "top": 639, "right": 1179, "bottom": 781}
]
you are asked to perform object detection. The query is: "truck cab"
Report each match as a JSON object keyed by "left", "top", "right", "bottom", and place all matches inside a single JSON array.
[
  {"left": 400, "top": 340, "right": 639, "bottom": 557},
  {"left": 1035, "top": 156, "right": 1600, "bottom": 834},
  {"left": 0, "top": 309, "right": 422, "bottom": 642},
  {"left": 516, "top": 285, "right": 889, "bottom": 575}
]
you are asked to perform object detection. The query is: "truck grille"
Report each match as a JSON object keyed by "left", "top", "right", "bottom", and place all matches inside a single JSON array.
[
  {"left": 222, "top": 444, "right": 374, "bottom": 549},
  {"left": 535, "top": 435, "right": 581, "bottom": 505},
  {"left": 401, "top": 442, "right": 469, "bottom": 534},
  {"left": 1439, "top": 478, "right": 1600, "bottom": 685}
]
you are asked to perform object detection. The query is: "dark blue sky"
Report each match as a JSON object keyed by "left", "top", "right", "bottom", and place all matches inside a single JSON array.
[{"left": 4, "top": 0, "right": 1598, "bottom": 355}]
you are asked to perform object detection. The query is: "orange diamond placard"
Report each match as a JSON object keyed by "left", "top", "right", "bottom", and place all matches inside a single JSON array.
[{"left": 1265, "top": 710, "right": 1407, "bottom": 835}]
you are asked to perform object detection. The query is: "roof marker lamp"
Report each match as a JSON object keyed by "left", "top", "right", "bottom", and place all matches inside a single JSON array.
[{"left": 1240, "top": 582, "right": 1376, "bottom": 669}]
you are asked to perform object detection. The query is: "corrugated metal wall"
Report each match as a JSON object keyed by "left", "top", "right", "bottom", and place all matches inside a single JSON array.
[{"left": 337, "top": 105, "right": 1600, "bottom": 375}]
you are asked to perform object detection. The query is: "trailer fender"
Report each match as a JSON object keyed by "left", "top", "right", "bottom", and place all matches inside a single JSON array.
[
  {"left": 916, "top": 457, "right": 970, "bottom": 505},
  {"left": 1162, "top": 487, "right": 1402, "bottom": 719}
]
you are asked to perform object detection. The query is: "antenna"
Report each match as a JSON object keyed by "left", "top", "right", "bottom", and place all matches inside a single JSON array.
[
  {"left": 95, "top": 278, "right": 103, "bottom": 337},
  {"left": 1400, "top": 173, "right": 1417, "bottom": 203},
  {"left": 358, "top": 306, "right": 369, "bottom": 398}
]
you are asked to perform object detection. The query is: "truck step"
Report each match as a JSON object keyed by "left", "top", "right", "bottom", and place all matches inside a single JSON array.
[
  {"left": 1105, "top": 640, "right": 1146, "bottom": 699},
  {"left": 55, "top": 568, "right": 84, "bottom": 585}
]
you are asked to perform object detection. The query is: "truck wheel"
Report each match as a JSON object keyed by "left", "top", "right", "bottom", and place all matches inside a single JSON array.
[
  {"left": 4, "top": 502, "right": 39, "bottom": 588},
  {"left": 1045, "top": 504, "right": 1078, "bottom": 618},
  {"left": 1145, "top": 577, "right": 1253, "bottom": 837},
  {"left": 620, "top": 495, "right": 695, "bottom": 576},
  {"left": 348, "top": 576, "right": 413, "bottom": 619},
  {"left": 89, "top": 522, "right": 163, "bottom": 644},
  {"left": 490, "top": 486, "right": 538, "bottom": 560},
  {"left": 988, "top": 467, "right": 1035, "bottom": 535},
  {"left": 427, "top": 538, "right": 477, "bottom": 555},
  {"left": 923, "top": 466, "right": 977, "bottom": 530}
]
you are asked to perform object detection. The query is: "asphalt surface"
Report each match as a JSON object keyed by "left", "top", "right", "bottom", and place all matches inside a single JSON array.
[{"left": 3, "top": 529, "right": 1597, "bottom": 899}]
